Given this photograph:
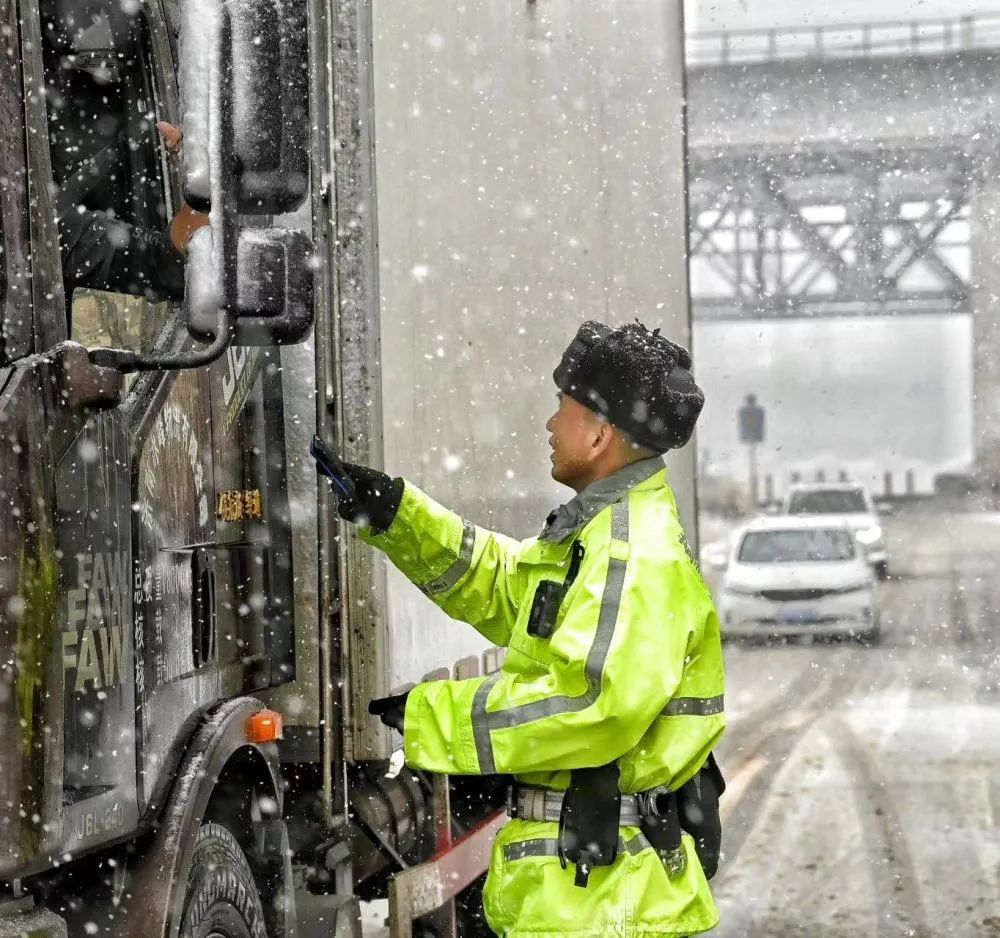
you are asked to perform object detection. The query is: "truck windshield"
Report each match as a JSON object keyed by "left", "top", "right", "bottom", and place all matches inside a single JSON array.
[
  {"left": 787, "top": 489, "right": 867, "bottom": 514},
  {"left": 738, "top": 529, "right": 856, "bottom": 563}
]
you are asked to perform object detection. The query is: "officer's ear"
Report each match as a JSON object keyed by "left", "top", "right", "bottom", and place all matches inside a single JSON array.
[{"left": 589, "top": 419, "right": 616, "bottom": 461}]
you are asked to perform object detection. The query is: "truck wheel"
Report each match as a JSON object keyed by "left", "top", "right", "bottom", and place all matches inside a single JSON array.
[{"left": 180, "top": 822, "right": 268, "bottom": 938}]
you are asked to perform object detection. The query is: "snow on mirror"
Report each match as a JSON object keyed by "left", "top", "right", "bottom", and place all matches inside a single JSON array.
[
  {"left": 180, "top": 0, "right": 308, "bottom": 214},
  {"left": 687, "top": 0, "right": 1000, "bottom": 933},
  {"left": 185, "top": 225, "right": 314, "bottom": 346}
]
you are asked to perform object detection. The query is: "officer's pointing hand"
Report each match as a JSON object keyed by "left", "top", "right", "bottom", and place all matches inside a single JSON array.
[
  {"left": 368, "top": 689, "right": 410, "bottom": 734},
  {"left": 334, "top": 463, "right": 404, "bottom": 532},
  {"left": 310, "top": 436, "right": 405, "bottom": 534}
]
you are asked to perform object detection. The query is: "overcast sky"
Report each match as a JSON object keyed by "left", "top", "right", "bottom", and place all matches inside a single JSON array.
[{"left": 685, "top": 0, "right": 993, "bottom": 32}]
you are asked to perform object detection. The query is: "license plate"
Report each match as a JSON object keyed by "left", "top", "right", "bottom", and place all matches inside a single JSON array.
[{"left": 778, "top": 609, "right": 819, "bottom": 624}]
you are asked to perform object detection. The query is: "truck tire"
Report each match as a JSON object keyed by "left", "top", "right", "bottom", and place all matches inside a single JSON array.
[{"left": 179, "top": 822, "right": 268, "bottom": 938}]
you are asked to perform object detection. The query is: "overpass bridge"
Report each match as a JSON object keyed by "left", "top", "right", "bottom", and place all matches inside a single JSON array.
[{"left": 685, "top": 13, "right": 1000, "bottom": 479}]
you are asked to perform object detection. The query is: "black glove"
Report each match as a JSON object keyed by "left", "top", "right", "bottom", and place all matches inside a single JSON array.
[
  {"left": 311, "top": 435, "right": 404, "bottom": 533},
  {"left": 368, "top": 690, "right": 410, "bottom": 733},
  {"left": 335, "top": 462, "right": 404, "bottom": 533}
]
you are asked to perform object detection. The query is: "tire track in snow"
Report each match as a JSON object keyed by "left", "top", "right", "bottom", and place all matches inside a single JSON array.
[
  {"left": 826, "top": 718, "right": 931, "bottom": 938},
  {"left": 719, "top": 649, "right": 877, "bottom": 868},
  {"left": 722, "top": 657, "right": 825, "bottom": 748}
]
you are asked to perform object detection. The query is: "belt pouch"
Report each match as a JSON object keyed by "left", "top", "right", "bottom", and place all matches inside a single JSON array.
[
  {"left": 640, "top": 788, "right": 686, "bottom": 878},
  {"left": 677, "top": 752, "right": 725, "bottom": 879},
  {"left": 558, "top": 762, "right": 621, "bottom": 887}
]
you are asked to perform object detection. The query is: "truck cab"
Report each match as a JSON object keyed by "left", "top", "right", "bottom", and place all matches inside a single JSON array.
[{"left": 0, "top": 0, "right": 313, "bottom": 927}]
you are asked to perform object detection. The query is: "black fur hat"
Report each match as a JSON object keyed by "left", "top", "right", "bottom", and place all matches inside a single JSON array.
[{"left": 553, "top": 320, "right": 704, "bottom": 452}]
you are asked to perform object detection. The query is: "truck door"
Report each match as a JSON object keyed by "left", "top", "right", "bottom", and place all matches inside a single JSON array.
[
  {"left": 41, "top": 0, "right": 298, "bottom": 828},
  {"left": 37, "top": 0, "right": 225, "bottom": 827}
]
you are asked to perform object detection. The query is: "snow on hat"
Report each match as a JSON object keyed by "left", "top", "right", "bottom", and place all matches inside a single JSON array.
[{"left": 553, "top": 320, "right": 704, "bottom": 452}]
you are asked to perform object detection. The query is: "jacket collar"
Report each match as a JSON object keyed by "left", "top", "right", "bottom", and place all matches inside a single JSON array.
[{"left": 539, "top": 456, "right": 666, "bottom": 542}]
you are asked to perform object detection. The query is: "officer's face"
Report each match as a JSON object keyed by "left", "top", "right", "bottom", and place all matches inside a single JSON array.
[{"left": 545, "top": 392, "right": 608, "bottom": 490}]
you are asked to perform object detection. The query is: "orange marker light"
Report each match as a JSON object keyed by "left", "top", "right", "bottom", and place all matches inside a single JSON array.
[{"left": 246, "top": 709, "right": 284, "bottom": 743}]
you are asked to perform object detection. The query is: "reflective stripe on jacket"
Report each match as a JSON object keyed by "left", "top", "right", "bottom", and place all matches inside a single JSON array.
[{"left": 359, "top": 456, "right": 726, "bottom": 796}]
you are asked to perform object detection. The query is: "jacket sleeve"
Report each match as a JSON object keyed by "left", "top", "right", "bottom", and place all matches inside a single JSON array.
[
  {"left": 359, "top": 482, "right": 522, "bottom": 648},
  {"left": 401, "top": 513, "right": 707, "bottom": 776},
  {"left": 58, "top": 206, "right": 186, "bottom": 302}
]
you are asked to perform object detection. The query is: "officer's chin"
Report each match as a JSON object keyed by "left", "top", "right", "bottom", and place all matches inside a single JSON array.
[{"left": 548, "top": 452, "right": 566, "bottom": 484}]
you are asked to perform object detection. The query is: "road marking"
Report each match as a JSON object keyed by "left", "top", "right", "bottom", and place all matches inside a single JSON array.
[
  {"left": 721, "top": 707, "right": 813, "bottom": 820},
  {"left": 779, "top": 707, "right": 812, "bottom": 731},
  {"left": 720, "top": 754, "right": 769, "bottom": 824}
]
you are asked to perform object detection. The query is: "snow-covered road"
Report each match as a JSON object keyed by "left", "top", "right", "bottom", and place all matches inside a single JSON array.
[{"left": 710, "top": 507, "right": 1000, "bottom": 936}]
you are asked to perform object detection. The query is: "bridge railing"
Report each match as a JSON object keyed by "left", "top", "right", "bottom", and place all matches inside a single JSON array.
[{"left": 686, "top": 13, "right": 1000, "bottom": 67}]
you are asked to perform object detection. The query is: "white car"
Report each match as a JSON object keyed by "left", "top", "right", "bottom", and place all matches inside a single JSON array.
[
  {"left": 782, "top": 482, "right": 889, "bottom": 579},
  {"left": 718, "top": 516, "right": 879, "bottom": 644}
]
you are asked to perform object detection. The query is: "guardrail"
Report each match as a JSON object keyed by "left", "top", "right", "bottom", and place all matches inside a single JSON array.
[{"left": 686, "top": 13, "right": 1000, "bottom": 67}]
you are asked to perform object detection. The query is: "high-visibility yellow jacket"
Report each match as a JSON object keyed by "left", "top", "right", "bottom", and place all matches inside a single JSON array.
[{"left": 361, "top": 456, "right": 726, "bottom": 937}]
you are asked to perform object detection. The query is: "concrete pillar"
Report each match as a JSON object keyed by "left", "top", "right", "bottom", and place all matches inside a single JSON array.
[{"left": 970, "top": 152, "right": 1000, "bottom": 484}]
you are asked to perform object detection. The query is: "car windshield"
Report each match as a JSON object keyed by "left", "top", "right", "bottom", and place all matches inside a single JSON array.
[
  {"left": 738, "top": 529, "right": 856, "bottom": 563},
  {"left": 787, "top": 489, "right": 868, "bottom": 514}
]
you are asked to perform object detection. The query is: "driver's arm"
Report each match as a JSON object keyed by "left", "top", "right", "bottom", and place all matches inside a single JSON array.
[
  {"left": 58, "top": 205, "right": 186, "bottom": 301},
  {"left": 56, "top": 121, "right": 207, "bottom": 302}
]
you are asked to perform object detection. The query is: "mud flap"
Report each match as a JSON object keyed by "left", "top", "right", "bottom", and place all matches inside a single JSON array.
[{"left": 294, "top": 893, "right": 362, "bottom": 938}]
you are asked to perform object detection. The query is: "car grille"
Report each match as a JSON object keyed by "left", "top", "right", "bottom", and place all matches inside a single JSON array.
[{"left": 758, "top": 588, "right": 830, "bottom": 602}]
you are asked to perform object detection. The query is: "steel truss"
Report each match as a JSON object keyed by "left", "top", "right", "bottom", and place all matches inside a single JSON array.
[{"left": 688, "top": 148, "right": 974, "bottom": 320}]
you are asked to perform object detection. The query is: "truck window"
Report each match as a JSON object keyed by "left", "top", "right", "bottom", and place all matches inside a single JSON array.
[
  {"left": 0, "top": 0, "right": 31, "bottom": 360},
  {"left": 41, "top": 4, "right": 176, "bottom": 356}
]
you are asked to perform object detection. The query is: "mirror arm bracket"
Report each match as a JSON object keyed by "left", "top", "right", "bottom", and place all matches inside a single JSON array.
[{"left": 88, "top": 309, "right": 233, "bottom": 373}]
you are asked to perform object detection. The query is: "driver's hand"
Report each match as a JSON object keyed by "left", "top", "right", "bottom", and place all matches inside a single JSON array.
[
  {"left": 156, "top": 121, "right": 184, "bottom": 160},
  {"left": 157, "top": 121, "right": 209, "bottom": 254},
  {"left": 169, "top": 204, "right": 210, "bottom": 254}
]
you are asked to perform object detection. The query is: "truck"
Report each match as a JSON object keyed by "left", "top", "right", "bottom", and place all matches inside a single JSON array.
[{"left": 0, "top": 0, "right": 695, "bottom": 935}]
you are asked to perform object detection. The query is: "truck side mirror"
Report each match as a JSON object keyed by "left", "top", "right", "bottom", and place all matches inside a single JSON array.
[
  {"left": 88, "top": 0, "right": 314, "bottom": 373},
  {"left": 179, "top": 0, "right": 315, "bottom": 354},
  {"left": 187, "top": 227, "right": 315, "bottom": 346},
  {"left": 180, "top": 0, "right": 309, "bottom": 215}
]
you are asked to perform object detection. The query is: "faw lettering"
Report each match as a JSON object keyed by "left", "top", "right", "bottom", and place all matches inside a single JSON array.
[
  {"left": 63, "top": 625, "right": 125, "bottom": 691},
  {"left": 64, "top": 552, "right": 129, "bottom": 691},
  {"left": 67, "top": 551, "right": 129, "bottom": 628}
]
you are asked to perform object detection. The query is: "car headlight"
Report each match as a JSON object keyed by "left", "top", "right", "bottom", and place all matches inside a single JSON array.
[
  {"left": 856, "top": 525, "right": 882, "bottom": 546},
  {"left": 723, "top": 582, "right": 759, "bottom": 596}
]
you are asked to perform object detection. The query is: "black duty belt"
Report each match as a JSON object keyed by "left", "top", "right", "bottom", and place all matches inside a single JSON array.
[{"left": 512, "top": 784, "right": 641, "bottom": 827}]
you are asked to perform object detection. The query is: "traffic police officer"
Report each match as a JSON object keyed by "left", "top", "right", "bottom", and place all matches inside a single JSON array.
[{"left": 325, "top": 320, "right": 726, "bottom": 937}]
